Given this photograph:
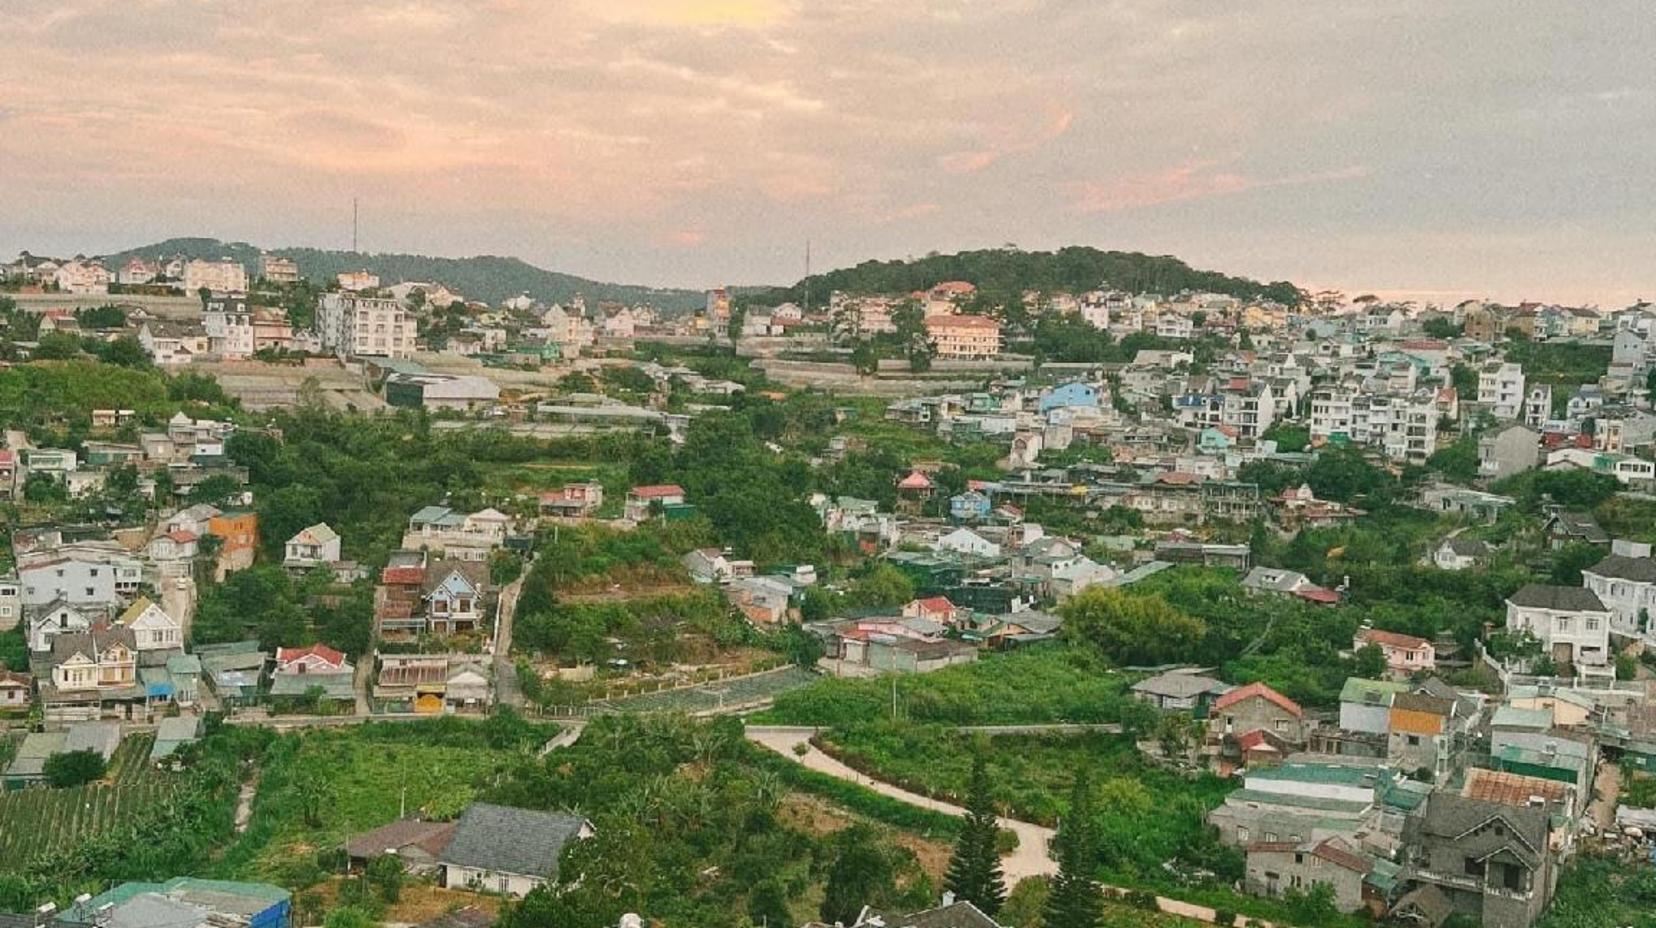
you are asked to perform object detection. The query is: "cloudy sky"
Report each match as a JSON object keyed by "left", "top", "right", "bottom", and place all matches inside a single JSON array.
[{"left": 2, "top": 0, "right": 1653, "bottom": 304}]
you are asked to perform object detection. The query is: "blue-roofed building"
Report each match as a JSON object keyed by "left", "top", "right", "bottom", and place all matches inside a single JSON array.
[
  {"left": 1038, "top": 381, "right": 1102, "bottom": 413},
  {"left": 67, "top": 878, "right": 290, "bottom": 928},
  {"left": 949, "top": 490, "right": 992, "bottom": 523}
]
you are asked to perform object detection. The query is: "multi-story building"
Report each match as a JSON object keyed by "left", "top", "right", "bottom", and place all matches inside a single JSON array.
[
  {"left": 252, "top": 309, "right": 294, "bottom": 352},
  {"left": 1523, "top": 384, "right": 1552, "bottom": 429},
  {"left": 118, "top": 257, "right": 158, "bottom": 285},
  {"left": 1581, "top": 541, "right": 1656, "bottom": 637},
  {"left": 1477, "top": 361, "right": 1526, "bottom": 420},
  {"left": 202, "top": 292, "right": 255, "bottom": 359},
  {"left": 1219, "top": 379, "right": 1275, "bottom": 439},
  {"left": 924, "top": 314, "right": 1002, "bottom": 358},
  {"left": 1399, "top": 793, "right": 1557, "bottom": 928},
  {"left": 317, "top": 292, "right": 416, "bottom": 359},
  {"left": 182, "top": 258, "right": 249, "bottom": 295},
  {"left": 259, "top": 254, "right": 301, "bottom": 283},
  {"left": 1504, "top": 584, "right": 1611, "bottom": 670},
  {"left": 53, "top": 259, "right": 111, "bottom": 294},
  {"left": 1478, "top": 424, "right": 1540, "bottom": 481}
]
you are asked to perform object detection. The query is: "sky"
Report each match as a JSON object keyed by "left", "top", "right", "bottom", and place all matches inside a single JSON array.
[{"left": 3, "top": 0, "right": 1654, "bottom": 306}]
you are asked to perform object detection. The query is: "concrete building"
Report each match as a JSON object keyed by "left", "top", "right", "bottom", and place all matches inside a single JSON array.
[
  {"left": 1479, "top": 424, "right": 1540, "bottom": 481},
  {"left": 182, "top": 257, "right": 249, "bottom": 294},
  {"left": 1477, "top": 361, "right": 1526, "bottom": 420},
  {"left": 1504, "top": 584, "right": 1611, "bottom": 670},
  {"left": 318, "top": 292, "right": 416, "bottom": 359},
  {"left": 924, "top": 314, "right": 1003, "bottom": 358}
]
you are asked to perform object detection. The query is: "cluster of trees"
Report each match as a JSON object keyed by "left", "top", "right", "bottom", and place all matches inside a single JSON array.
[
  {"left": 488, "top": 714, "right": 937, "bottom": 928},
  {"left": 743, "top": 246, "right": 1304, "bottom": 312},
  {"left": 192, "top": 564, "right": 374, "bottom": 658}
]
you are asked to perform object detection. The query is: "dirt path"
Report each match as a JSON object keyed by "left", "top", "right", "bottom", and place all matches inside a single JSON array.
[
  {"left": 234, "top": 774, "right": 259, "bottom": 833},
  {"left": 1591, "top": 758, "right": 1621, "bottom": 831},
  {"left": 493, "top": 558, "right": 531, "bottom": 709}
]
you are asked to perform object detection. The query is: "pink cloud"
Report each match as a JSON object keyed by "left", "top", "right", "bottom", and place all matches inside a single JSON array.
[
  {"left": 1072, "top": 162, "right": 1368, "bottom": 212},
  {"left": 938, "top": 102, "right": 1075, "bottom": 174},
  {"left": 657, "top": 227, "right": 708, "bottom": 248}
]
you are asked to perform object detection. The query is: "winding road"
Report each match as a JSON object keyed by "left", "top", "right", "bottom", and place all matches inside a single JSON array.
[{"left": 744, "top": 725, "right": 1272, "bottom": 927}]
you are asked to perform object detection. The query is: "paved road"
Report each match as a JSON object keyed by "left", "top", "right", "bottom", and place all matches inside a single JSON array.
[{"left": 744, "top": 726, "right": 1273, "bottom": 927}]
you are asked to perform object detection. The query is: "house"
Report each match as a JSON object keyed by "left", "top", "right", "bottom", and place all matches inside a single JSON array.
[
  {"left": 423, "top": 561, "right": 490, "bottom": 636},
  {"left": 0, "top": 670, "right": 32, "bottom": 710},
  {"left": 46, "top": 626, "right": 138, "bottom": 697},
  {"left": 1039, "top": 381, "right": 1102, "bottom": 413},
  {"left": 1581, "top": 541, "right": 1656, "bottom": 636},
  {"left": 895, "top": 470, "right": 934, "bottom": 508},
  {"left": 402, "top": 506, "right": 514, "bottom": 561},
  {"left": 384, "top": 372, "right": 502, "bottom": 412},
  {"left": 118, "top": 598, "right": 183, "bottom": 653},
  {"left": 1504, "top": 584, "right": 1611, "bottom": 670},
  {"left": 69, "top": 878, "right": 291, "bottom": 928},
  {"left": 270, "top": 644, "right": 356, "bottom": 704},
  {"left": 1397, "top": 793, "right": 1556, "bottom": 928},
  {"left": 1353, "top": 626, "right": 1435, "bottom": 675},
  {"left": 147, "top": 529, "right": 199, "bottom": 569},
  {"left": 438, "top": 802, "right": 595, "bottom": 897},
  {"left": 901, "top": 596, "right": 960, "bottom": 627},
  {"left": 1132, "top": 669, "right": 1231, "bottom": 712},
  {"left": 1541, "top": 510, "right": 1608, "bottom": 550},
  {"left": 1208, "top": 759, "right": 1399, "bottom": 848},
  {"left": 1488, "top": 705, "right": 1595, "bottom": 794},
  {"left": 935, "top": 527, "right": 1000, "bottom": 558},
  {"left": 1207, "top": 682, "right": 1308, "bottom": 774},
  {"left": 682, "top": 548, "right": 753, "bottom": 584},
  {"left": 25, "top": 599, "right": 101, "bottom": 652},
  {"left": 284, "top": 523, "right": 342, "bottom": 573},
  {"left": 151, "top": 714, "right": 204, "bottom": 761},
  {"left": 138, "top": 320, "right": 211, "bottom": 364},
  {"left": 346, "top": 818, "right": 458, "bottom": 873},
  {"left": 1433, "top": 537, "right": 1491, "bottom": 571},
  {"left": 18, "top": 547, "right": 142, "bottom": 608},
  {"left": 1388, "top": 691, "right": 1457, "bottom": 782},
  {"left": 208, "top": 511, "right": 260, "bottom": 578},
  {"left": 1478, "top": 424, "right": 1540, "bottom": 481},
  {"left": 1245, "top": 837, "right": 1371, "bottom": 914},
  {"left": 274, "top": 643, "right": 351, "bottom": 675},
  {"left": 182, "top": 257, "right": 249, "bottom": 293},
  {"left": 624, "top": 484, "right": 686, "bottom": 521},
  {"left": 1241, "top": 567, "right": 1340, "bottom": 605},
  {"left": 539, "top": 482, "right": 604, "bottom": 517},
  {"left": 1338, "top": 677, "right": 1409, "bottom": 736},
  {"left": 949, "top": 490, "right": 992, "bottom": 522},
  {"left": 728, "top": 575, "right": 795, "bottom": 624},
  {"left": 317, "top": 292, "right": 416, "bottom": 359}
]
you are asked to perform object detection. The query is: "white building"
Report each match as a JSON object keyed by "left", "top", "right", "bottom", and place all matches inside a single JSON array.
[
  {"left": 118, "top": 598, "right": 183, "bottom": 652},
  {"left": 18, "top": 547, "right": 143, "bottom": 609},
  {"left": 182, "top": 258, "right": 249, "bottom": 295},
  {"left": 1504, "top": 584, "right": 1611, "bottom": 669},
  {"left": 337, "top": 269, "right": 381, "bottom": 291},
  {"left": 202, "top": 293, "right": 255, "bottom": 359},
  {"left": 1477, "top": 361, "right": 1526, "bottom": 420},
  {"left": 284, "top": 523, "right": 343, "bottom": 572},
  {"left": 317, "top": 292, "right": 416, "bottom": 359},
  {"left": 1581, "top": 542, "right": 1656, "bottom": 637},
  {"left": 53, "top": 259, "right": 111, "bottom": 295},
  {"left": 259, "top": 254, "right": 301, "bottom": 283}
]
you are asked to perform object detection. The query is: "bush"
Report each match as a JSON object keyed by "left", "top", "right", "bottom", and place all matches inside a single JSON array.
[{"left": 42, "top": 749, "right": 106, "bottom": 788}]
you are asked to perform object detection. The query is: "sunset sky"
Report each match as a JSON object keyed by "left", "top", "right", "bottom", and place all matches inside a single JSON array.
[{"left": 3, "top": 0, "right": 1653, "bottom": 305}]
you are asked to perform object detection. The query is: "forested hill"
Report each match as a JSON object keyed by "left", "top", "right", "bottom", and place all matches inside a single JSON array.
[
  {"left": 739, "top": 246, "right": 1305, "bottom": 308},
  {"left": 100, "top": 238, "right": 706, "bottom": 312}
]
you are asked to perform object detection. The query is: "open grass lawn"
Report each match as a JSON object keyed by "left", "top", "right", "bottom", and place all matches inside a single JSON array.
[
  {"left": 761, "top": 645, "right": 1132, "bottom": 727},
  {"left": 0, "top": 733, "right": 177, "bottom": 871},
  {"left": 222, "top": 725, "right": 531, "bottom": 882}
]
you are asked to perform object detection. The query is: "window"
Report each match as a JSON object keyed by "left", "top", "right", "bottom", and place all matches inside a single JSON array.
[
  {"left": 1407, "top": 734, "right": 1421, "bottom": 746},
  {"left": 1264, "top": 832, "right": 1278, "bottom": 843},
  {"left": 1236, "top": 826, "right": 1250, "bottom": 842},
  {"left": 1464, "top": 857, "right": 1482, "bottom": 877},
  {"left": 1587, "top": 616, "right": 1601, "bottom": 631}
]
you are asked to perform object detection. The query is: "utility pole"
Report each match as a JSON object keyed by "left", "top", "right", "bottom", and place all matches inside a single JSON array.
[
  {"left": 352, "top": 197, "right": 359, "bottom": 253},
  {"left": 890, "top": 674, "right": 897, "bottom": 720},
  {"left": 803, "top": 238, "right": 811, "bottom": 316}
]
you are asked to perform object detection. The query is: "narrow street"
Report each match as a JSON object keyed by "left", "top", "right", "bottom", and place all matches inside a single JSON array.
[{"left": 492, "top": 557, "right": 531, "bottom": 709}]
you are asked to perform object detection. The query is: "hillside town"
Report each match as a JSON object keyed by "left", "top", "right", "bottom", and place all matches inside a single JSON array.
[{"left": 0, "top": 244, "right": 1654, "bottom": 928}]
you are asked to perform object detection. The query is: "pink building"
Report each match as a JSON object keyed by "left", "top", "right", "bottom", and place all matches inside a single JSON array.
[{"left": 1354, "top": 626, "right": 1435, "bottom": 675}]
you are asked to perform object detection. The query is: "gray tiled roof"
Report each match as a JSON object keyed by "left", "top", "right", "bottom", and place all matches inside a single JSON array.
[
  {"left": 1506, "top": 584, "right": 1606, "bottom": 612},
  {"left": 1586, "top": 554, "right": 1656, "bottom": 583},
  {"left": 438, "top": 803, "right": 588, "bottom": 880}
]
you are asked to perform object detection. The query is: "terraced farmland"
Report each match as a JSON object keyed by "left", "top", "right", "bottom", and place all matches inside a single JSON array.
[{"left": 0, "top": 733, "right": 178, "bottom": 870}]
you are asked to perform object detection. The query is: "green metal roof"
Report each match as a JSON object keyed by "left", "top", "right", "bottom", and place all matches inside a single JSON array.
[
  {"left": 1226, "top": 789, "right": 1373, "bottom": 815},
  {"left": 1491, "top": 705, "right": 1553, "bottom": 730},
  {"left": 1340, "top": 677, "right": 1409, "bottom": 704},
  {"left": 1248, "top": 762, "right": 1386, "bottom": 788}
]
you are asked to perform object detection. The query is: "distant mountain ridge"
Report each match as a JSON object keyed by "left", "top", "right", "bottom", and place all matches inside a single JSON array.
[
  {"left": 99, "top": 238, "right": 707, "bottom": 312},
  {"left": 740, "top": 246, "right": 1305, "bottom": 309}
]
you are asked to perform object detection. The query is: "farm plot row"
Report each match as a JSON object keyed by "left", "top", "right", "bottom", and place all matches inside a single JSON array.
[{"left": 0, "top": 777, "right": 178, "bottom": 869}]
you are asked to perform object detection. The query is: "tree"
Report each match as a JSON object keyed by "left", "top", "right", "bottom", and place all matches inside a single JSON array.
[
  {"left": 1058, "top": 588, "right": 1207, "bottom": 666},
  {"left": 365, "top": 853, "right": 405, "bottom": 903},
  {"left": 1353, "top": 643, "right": 1387, "bottom": 679},
  {"left": 850, "top": 340, "right": 879, "bottom": 376},
  {"left": 945, "top": 754, "right": 1007, "bottom": 915},
  {"left": 747, "top": 880, "right": 791, "bottom": 928},
  {"left": 1042, "top": 768, "right": 1102, "bottom": 928},
  {"left": 890, "top": 299, "right": 934, "bottom": 372},
  {"left": 1550, "top": 542, "right": 1604, "bottom": 586},
  {"left": 820, "top": 826, "right": 898, "bottom": 926},
  {"left": 43, "top": 749, "right": 106, "bottom": 788},
  {"left": 1450, "top": 363, "right": 1477, "bottom": 399}
]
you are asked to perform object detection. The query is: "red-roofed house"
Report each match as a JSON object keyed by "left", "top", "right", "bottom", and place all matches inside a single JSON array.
[
  {"left": 1354, "top": 626, "right": 1435, "bottom": 675},
  {"left": 275, "top": 644, "right": 350, "bottom": 675},
  {"left": 540, "top": 482, "right": 604, "bottom": 518},
  {"left": 624, "top": 484, "right": 685, "bottom": 521},
  {"left": 1209, "top": 682, "right": 1307, "bottom": 774},
  {"left": 0, "top": 448, "right": 14, "bottom": 500},
  {"left": 902, "top": 596, "right": 960, "bottom": 627}
]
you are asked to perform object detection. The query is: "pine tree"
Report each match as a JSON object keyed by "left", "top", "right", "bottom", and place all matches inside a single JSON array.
[
  {"left": 1042, "top": 768, "right": 1102, "bottom": 928},
  {"left": 944, "top": 754, "right": 1007, "bottom": 915}
]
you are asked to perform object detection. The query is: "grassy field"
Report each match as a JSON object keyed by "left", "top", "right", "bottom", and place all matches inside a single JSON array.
[
  {"left": 0, "top": 733, "right": 177, "bottom": 871},
  {"left": 759, "top": 645, "right": 1132, "bottom": 727},
  {"left": 221, "top": 723, "right": 538, "bottom": 883},
  {"left": 598, "top": 665, "right": 819, "bottom": 713}
]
